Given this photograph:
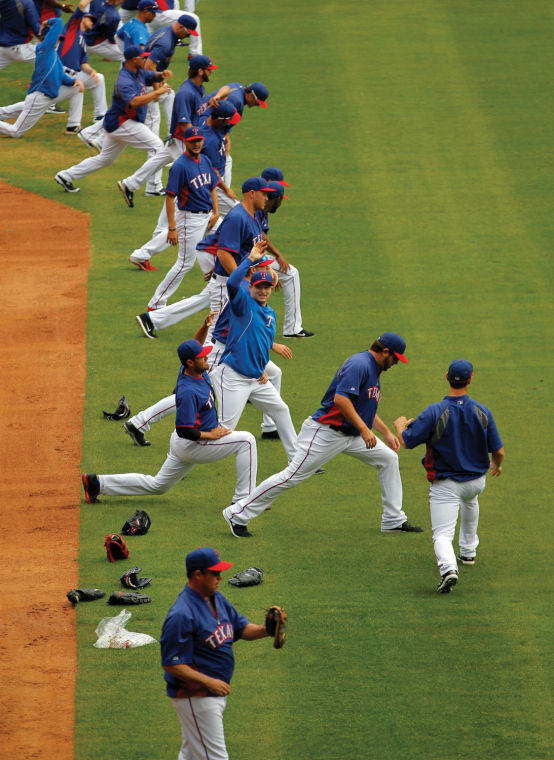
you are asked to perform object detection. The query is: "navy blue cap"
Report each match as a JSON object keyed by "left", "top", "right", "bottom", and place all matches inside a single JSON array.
[
  {"left": 178, "top": 339, "right": 212, "bottom": 364},
  {"left": 242, "top": 177, "right": 274, "bottom": 193},
  {"left": 177, "top": 14, "right": 198, "bottom": 34},
  {"left": 124, "top": 45, "right": 149, "bottom": 60},
  {"left": 266, "top": 180, "right": 288, "bottom": 200},
  {"left": 189, "top": 54, "right": 218, "bottom": 71},
  {"left": 212, "top": 101, "right": 237, "bottom": 120},
  {"left": 378, "top": 332, "right": 408, "bottom": 363},
  {"left": 250, "top": 270, "right": 274, "bottom": 286},
  {"left": 447, "top": 359, "right": 474, "bottom": 381},
  {"left": 137, "top": 0, "right": 157, "bottom": 10},
  {"left": 186, "top": 548, "right": 233, "bottom": 573},
  {"left": 247, "top": 82, "right": 269, "bottom": 107},
  {"left": 261, "top": 167, "right": 289, "bottom": 186},
  {"left": 184, "top": 126, "right": 204, "bottom": 141}
]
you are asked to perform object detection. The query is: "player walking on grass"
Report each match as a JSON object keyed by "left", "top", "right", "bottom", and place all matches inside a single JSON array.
[
  {"left": 222, "top": 333, "right": 423, "bottom": 538},
  {"left": 393, "top": 359, "right": 504, "bottom": 594}
]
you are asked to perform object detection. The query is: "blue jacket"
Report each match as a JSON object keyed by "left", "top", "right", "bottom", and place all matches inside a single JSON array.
[{"left": 28, "top": 17, "right": 75, "bottom": 98}]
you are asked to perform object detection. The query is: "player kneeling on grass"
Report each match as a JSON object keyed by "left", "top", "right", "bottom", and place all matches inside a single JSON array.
[
  {"left": 393, "top": 359, "right": 504, "bottom": 594},
  {"left": 82, "top": 339, "right": 258, "bottom": 506}
]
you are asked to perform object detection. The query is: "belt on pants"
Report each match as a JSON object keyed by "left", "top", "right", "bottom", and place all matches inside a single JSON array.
[
  {"left": 185, "top": 209, "right": 211, "bottom": 214},
  {"left": 329, "top": 424, "right": 349, "bottom": 435},
  {"left": 64, "top": 66, "right": 78, "bottom": 76}
]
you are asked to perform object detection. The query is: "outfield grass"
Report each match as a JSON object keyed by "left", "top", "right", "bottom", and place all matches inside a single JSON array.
[{"left": 1, "top": 1, "right": 553, "bottom": 758}]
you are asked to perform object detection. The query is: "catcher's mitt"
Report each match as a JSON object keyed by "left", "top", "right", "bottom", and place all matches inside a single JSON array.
[
  {"left": 104, "top": 533, "right": 129, "bottom": 562},
  {"left": 265, "top": 605, "right": 287, "bottom": 649},
  {"left": 120, "top": 566, "right": 152, "bottom": 589},
  {"left": 103, "top": 395, "right": 131, "bottom": 421},
  {"left": 108, "top": 591, "right": 151, "bottom": 605},
  {"left": 121, "top": 509, "right": 151, "bottom": 536},
  {"left": 228, "top": 566, "right": 263, "bottom": 587},
  {"left": 67, "top": 588, "right": 105, "bottom": 605}
]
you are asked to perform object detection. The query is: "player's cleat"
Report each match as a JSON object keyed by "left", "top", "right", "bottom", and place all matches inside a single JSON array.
[
  {"left": 47, "top": 103, "right": 66, "bottom": 114},
  {"left": 117, "top": 180, "right": 134, "bottom": 208},
  {"left": 54, "top": 173, "right": 80, "bottom": 193},
  {"left": 283, "top": 329, "right": 315, "bottom": 338},
  {"left": 123, "top": 420, "right": 151, "bottom": 447},
  {"left": 82, "top": 473, "right": 101, "bottom": 503},
  {"left": 222, "top": 510, "right": 253, "bottom": 538},
  {"left": 261, "top": 430, "right": 280, "bottom": 440},
  {"left": 458, "top": 555, "right": 475, "bottom": 565},
  {"left": 145, "top": 189, "right": 166, "bottom": 197},
  {"left": 385, "top": 520, "right": 423, "bottom": 533},
  {"left": 77, "top": 131, "right": 101, "bottom": 153},
  {"left": 437, "top": 570, "right": 458, "bottom": 594},
  {"left": 65, "top": 125, "right": 81, "bottom": 134},
  {"left": 129, "top": 255, "right": 158, "bottom": 271},
  {"left": 136, "top": 312, "right": 157, "bottom": 339}
]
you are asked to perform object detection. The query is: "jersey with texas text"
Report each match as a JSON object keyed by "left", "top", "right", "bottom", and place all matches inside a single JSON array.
[
  {"left": 174, "top": 369, "right": 218, "bottom": 432},
  {"left": 165, "top": 152, "right": 219, "bottom": 212}
]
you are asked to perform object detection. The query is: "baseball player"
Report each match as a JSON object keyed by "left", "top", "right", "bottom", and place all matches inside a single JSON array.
[
  {"left": 393, "top": 359, "right": 504, "bottom": 593},
  {"left": 119, "top": 52, "right": 217, "bottom": 207},
  {"left": 132, "top": 126, "right": 219, "bottom": 312},
  {"left": 222, "top": 332, "right": 424, "bottom": 538},
  {"left": 146, "top": 0, "right": 201, "bottom": 56},
  {"left": 210, "top": 243, "right": 298, "bottom": 462},
  {"left": 0, "top": 0, "right": 41, "bottom": 71},
  {"left": 56, "top": 0, "right": 106, "bottom": 133},
  {"left": 259, "top": 176, "right": 314, "bottom": 339},
  {"left": 161, "top": 547, "right": 270, "bottom": 760},
  {"left": 82, "top": 339, "right": 258, "bottom": 505},
  {"left": 0, "top": 17, "right": 85, "bottom": 138},
  {"left": 116, "top": 0, "right": 157, "bottom": 50},
  {"left": 54, "top": 44, "right": 172, "bottom": 193},
  {"left": 83, "top": 0, "right": 124, "bottom": 62}
]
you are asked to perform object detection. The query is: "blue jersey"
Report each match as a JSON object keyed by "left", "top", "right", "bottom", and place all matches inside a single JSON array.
[
  {"left": 0, "top": 0, "right": 40, "bottom": 46},
  {"left": 212, "top": 279, "right": 249, "bottom": 344},
  {"left": 174, "top": 368, "right": 218, "bottom": 432},
  {"left": 103, "top": 66, "right": 157, "bottom": 132},
  {"left": 201, "top": 81, "right": 245, "bottom": 131},
  {"left": 58, "top": 7, "right": 88, "bottom": 71},
  {"left": 255, "top": 208, "right": 270, "bottom": 234},
  {"left": 165, "top": 153, "right": 219, "bottom": 212},
  {"left": 213, "top": 203, "right": 264, "bottom": 277},
  {"left": 28, "top": 18, "right": 75, "bottom": 98},
  {"left": 144, "top": 24, "right": 177, "bottom": 71},
  {"left": 312, "top": 351, "right": 381, "bottom": 436},
  {"left": 220, "top": 256, "right": 276, "bottom": 378},
  {"left": 84, "top": 0, "right": 120, "bottom": 45},
  {"left": 401, "top": 395, "right": 503, "bottom": 482},
  {"left": 200, "top": 123, "right": 226, "bottom": 176},
  {"left": 170, "top": 77, "right": 207, "bottom": 138},
  {"left": 160, "top": 584, "right": 248, "bottom": 698},
  {"left": 116, "top": 17, "right": 149, "bottom": 49}
]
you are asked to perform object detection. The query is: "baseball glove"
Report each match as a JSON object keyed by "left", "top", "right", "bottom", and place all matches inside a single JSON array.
[
  {"left": 120, "top": 566, "right": 152, "bottom": 589},
  {"left": 103, "top": 395, "right": 131, "bottom": 421},
  {"left": 104, "top": 533, "right": 130, "bottom": 562},
  {"left": 121, "top": 509, "right": 151, "bottom": 536},
  {"left": 265, "top": 605, "right": 287, "bottom": 649},
  {"left": 67, "top": 588, "right": 105, "bottom": 605},
  {"left": 108, "top": 591, "right": 151, "bottom": 605},
  {"left": 228, "top": 567, "right": 263, "bottom": 587}
]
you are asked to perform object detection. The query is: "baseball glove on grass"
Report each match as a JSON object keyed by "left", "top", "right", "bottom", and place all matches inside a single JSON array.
[
  {"left": 67, "top": 588, "right": 105, "bottom": 605},
  {"left": 121, "top": 509, "right": 151, "bottom": 536},
  {"left": 108, "top": 591, "right": 151, "bottom": 605},
  {"left": 228, "top": 567, "right": 263, "bottom": 587},
  {"left": 265, "top": 605, "right": 287, "bottom": 649},
  {"left": 103, "top": 395, "right": 131, "bottom": 421},
  {"left": 104, "top": 533, "right": 130, "bottom": 562},
  {"left": 120, "top": 566, "right": 152, "bottom": 589}
]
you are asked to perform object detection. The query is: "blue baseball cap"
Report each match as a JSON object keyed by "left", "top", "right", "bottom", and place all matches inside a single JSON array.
[
  {"left": 212, "top": 101, "right": 238, "bottom": 121},
  {"left": 186, "top": 547, "right": 233, "bottom": 574},
  {"left": 378, "top": 332, "right": 408, "bottom": 363},
  {"left": 250, "top": 270, "right": 274, "bottom": 286},
  {"left": 124, "top": 45, "right": 150, "bottom": 60},
  {"left": 266, "top": 180, "right": 288, "bottom": 200},
  {"left": 188, "top": 54, "right": 218, "bottom": 71},
  {"left": 137, "top": 0, "right": 157, "bottom": 10},
  {"left": 247, "top": 82, "right": 269, "bottom": 108},
  {"left": 261, "top": 167, "right": 289, "bottom": 186},
  {"left": 447, "top": 359, "right": 474, "bottom": 381},
  {"left": 184, "top": 126, "right": 204, "bottom": 141},
  {"left": 177, "top": 14, "right": 198, "bottom": 35},
  {"left": 177, "top": 339, "right": 212, "bottom": 364},
  {"left": 242, "top": 177, "right": 274, "bottom": 194}
]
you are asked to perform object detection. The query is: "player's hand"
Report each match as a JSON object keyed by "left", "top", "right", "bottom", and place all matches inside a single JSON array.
[
  {"left": 248, "top": 240, "right": 268, "bottom": 262},
  {"left": 203, "top": 268, "right": 214, "bottom": 282},
  {"left": 490, "top": 464, "right": 502, "bottom": 477},
  {"left": 91, "top": 70, "right": 99, "bottom": 85},
  {"left": 382, "top": 430, "right": 400, "bottom": 452},
  {"left": 207, "top": 678, "right": 230, "bottom": 696},
  {"left": 207, "top": 211, "right": 218, "bottom": 231},
  {"left": 74, "top": 79, "right": 85, "bottom": 93},
  {"left": 276, "top": 254, "right": 290, "bottom": 274},
  {"left": 272, "top": 343, "right": 292, "bottom": 359},
  {"left": 61, "top": 3, "right": 74, "bottom": 12},
  {"left": 361, "top": 426, "right": 377, "bottom": 449},
  {"left": 208, "top": 96, "right": 220, "bottom": 109},
  {"left": 206, "top": 426, "right": 231, "bottom": 439},
  {"left": 257, "top": 371, "right": 269, "bottom": 384},
  {"left": 161, "top": 69, "right": 173, "bottom": 79},
  {"left": 226, "top": 189, "right": 239, "bottom": 202},
  {"left": 204, "top": 311, "right": 218, "bottom": 327},
  {"left": 167, "top": 228, "right": 178, "bottom": 245}
]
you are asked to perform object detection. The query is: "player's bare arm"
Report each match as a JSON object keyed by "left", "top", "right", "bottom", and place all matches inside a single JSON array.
[
  {"left": 202, "top": 426, "right": 232, "bottom": 439},
  {"left": 490, "top": 446, "right": 504, "bottom": 476},
  {"left": 217, "top": 249, "right": 239, "bottom": 274},
  {"left": 207, "top": 187, "right": 219, "bottom": 230},
  {"left": 240, "top": 623, "right": 269, "bottom": 640},
  {"left": 248, "top": 240, "right": 268, "bottom": 263},
  {"left": 165, "top": 194, "right": 178, "bottom": 246},
  {"left": 129, "top": 83, "right": 172, "bottom": 108},
  {"left": 334, "top": 394, "right": 377, "bottom": 448},
  {"left": 271, "top": 343, "right": 292, "bottom": 359},
  {"left": 393, "top": 415, "right": 415, "bottom": 448},
  {"left": 193, "top": 312, "right": 217, "bottom": 345},
  {"left": 257, "top": 370, "right": 269, "bottom": 385},
  {"left": 208, "top": 85, "right": 231, "bottom": 108},
  {"left": 373, "top": 414, "right": 400, "bottom": 452},
  {"left": 262, "top": 232, "right": 290, "bottom": 273},
  {"left": 163, "top": 664, "right": 231, "bottom": 696}
]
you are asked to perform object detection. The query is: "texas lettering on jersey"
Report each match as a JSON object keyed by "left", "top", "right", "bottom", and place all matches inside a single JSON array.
[
  {"left": 189, "top": 172, "right": 213, "bottom": 190},
  {"left": 367, "top": 386, "right": 381, "bottom": 401},
  {"left": 205, "top": 622, "right": 234, "bottom": 649}
]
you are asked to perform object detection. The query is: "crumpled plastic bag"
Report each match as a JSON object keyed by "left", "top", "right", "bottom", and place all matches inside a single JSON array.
[{"left": 93, "top": 609, "right": 157, "bottom": 649}]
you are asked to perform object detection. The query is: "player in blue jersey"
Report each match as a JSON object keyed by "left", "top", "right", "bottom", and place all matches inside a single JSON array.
[
  {"left": 132, "top": 125, "right": 220, "bottom": 314},
  {"left": 54, "top": 44, "right": 172, "bottom": 193},
  {"left": 83, "top": 0, "right": 124, "bottom": 62},
  {"left": 161, "top": 547, "right": 272, "bottom": 760},
  {"left": 0, "top": 0, "right": 41, "bottom": 70},
  {"left": 0, "top": 17, "right": 85, "bottom": 138},
  {"left": 82, "top": 337, "right": 258, "bottom": 505},
  {"left": 393, "top": 359, "right": 504, "bottom": 593},
  {"left": 116, "top": 0, "right": 157, "bottom": 50},
  {"left": 222, "top": 332, "right": 424, "bottom": 538}
]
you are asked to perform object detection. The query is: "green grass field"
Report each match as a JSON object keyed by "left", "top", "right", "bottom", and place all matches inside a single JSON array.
[{"left": 2, "top": 1, "right": 553, "bottom": 758}]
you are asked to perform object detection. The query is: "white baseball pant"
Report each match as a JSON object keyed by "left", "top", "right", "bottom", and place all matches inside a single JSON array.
[
  {"left": 122, "top": 133, "right": 184, "bottom": 194},
  {"left": 270, "top": 260, "right": 303, "bottom": 336},
  {"left": 141, "top": 90, "right": 175, "bottom": 192},
  {"left": 224, "top": 417, "right": 408, "bottom": 530},
  {"left": 211, "top": 363, "right": 297, "bottom": 461},
  {"left": 78, "top": 117, "right": 105, "bottom": 149},
  {"left": 57, "top": 120, "right": 164, "bottom": 183},
  {"left": 0, "top": 42, "right": 36, "bottom": 70},
  {"left": 172, "top": 696, "right": 228, "bottom": 760},
  {"left": 86, "top": 39, "right": 124, "bottom": 62},
  {"left": 429, "top": 475, "right": 485, "bottom": 576},
  {"left": 65, "top": 68, "right": 107, "bottom": 127},
  {"left": 0, "top": 85, "right": 82, "bottom": 137},
  {"left": 148, "top": 208, "right": 211, "bottom": 310},
  {"left": 147, "top": 11, "right": 202, "bottom": 55},
  {"left": 99, "top": 429, "right": 257, "bottom": 503}
]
